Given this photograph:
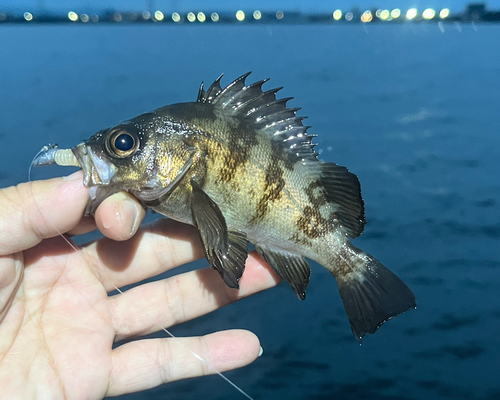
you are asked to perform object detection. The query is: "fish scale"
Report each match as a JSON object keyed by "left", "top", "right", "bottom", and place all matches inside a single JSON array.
[{"left": 33, "top": 72, "right": 416, "bottom": 342}]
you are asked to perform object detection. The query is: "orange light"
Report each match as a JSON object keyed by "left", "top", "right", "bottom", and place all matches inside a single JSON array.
[{"left": 361, "top": 10, "right": 373, "bottom": 22}]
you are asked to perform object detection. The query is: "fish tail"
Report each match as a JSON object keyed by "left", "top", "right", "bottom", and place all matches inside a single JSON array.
[{"left": 331, "top": 244, "right": 416, "bottom": 343}]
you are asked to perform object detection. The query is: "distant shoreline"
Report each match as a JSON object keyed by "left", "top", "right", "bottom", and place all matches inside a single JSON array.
[{"left": 1, "top": 5, "right": 500, "bottom": 25}]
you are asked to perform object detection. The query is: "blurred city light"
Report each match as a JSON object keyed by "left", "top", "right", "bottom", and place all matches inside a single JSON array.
[
  {"left": 154, "top": 11, "right": 164, "bottom": 21},
  {"left": 236, "top": 10, "right": 245, "bottom": 21},
  {"left": 406, "top": 8, "right": 418, "bottom": 20},
  {"left": 1, "top": 5, "right": 491, "bottom": 26},
  {"left": 422, "top": 8, "right": 436, "bottom": 19},
  {"left": 361, "top": 10, "right": 372, "bottom": 22},
  {"left": 440, "top": 8, "right": 450, "bottom": 19},
  {"left": 68, "top": 11, "right": 78, "bottom": 21},
  {"left": 391, "top": 9, "right": 401, "bottom": 18}
]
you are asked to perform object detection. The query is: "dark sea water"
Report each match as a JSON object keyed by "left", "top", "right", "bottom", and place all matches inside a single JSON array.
[{"left": 1, "top": 22, "right": 500, "bottom": 400}]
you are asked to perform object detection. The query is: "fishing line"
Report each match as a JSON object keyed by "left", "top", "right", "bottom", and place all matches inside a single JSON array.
[
  {"left": 27, "top": 139, "right": 348, "bottom": 399},
  {"left": 27, "top": 148, "right": 255, "bottom": 400}
]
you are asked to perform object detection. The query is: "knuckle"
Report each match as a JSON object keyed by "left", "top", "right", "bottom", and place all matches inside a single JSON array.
[
  {"left": 157, "top": 340, "right": 173, "bottom": 383},
  {"left": 162, "top": 275, "right": 187, "bottom": 326}
]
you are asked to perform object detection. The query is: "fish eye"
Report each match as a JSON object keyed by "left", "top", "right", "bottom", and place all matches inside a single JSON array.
[{"left": 106, "top": 129, "right": 139, "bottom": 158}]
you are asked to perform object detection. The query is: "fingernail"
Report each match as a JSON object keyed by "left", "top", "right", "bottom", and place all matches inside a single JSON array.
[
  {"left": 258, "top": 346, "right": 264, "bottom": 357},
  {"left": 63, "top": 170, "right": 82, "bottom": 181},
  {"left": 119, "top": 196, "right": 141, "bottom": 237}
]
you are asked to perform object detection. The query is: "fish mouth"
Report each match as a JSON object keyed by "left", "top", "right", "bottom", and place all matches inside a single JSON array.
[
  {"left": 71, "top": 143, "right": 122, "bottom": 215},
  {"left": 72, "top": 143, "right": 117, "bottom": 187},
  {"left": 33, "top": 142, "right": 120, "bottom": 215}
]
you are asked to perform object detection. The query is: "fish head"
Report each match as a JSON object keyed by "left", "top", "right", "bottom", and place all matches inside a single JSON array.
[
  {"left": 70, "top": 113, "right": 197, "bottom": 215},
  {"left": 74, "top": 124, "right": 144, "bottom": 188}
]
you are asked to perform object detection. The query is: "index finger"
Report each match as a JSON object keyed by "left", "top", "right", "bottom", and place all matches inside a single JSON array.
[{"left": 0, "top": 172, "right": 88, "bottom": 255}]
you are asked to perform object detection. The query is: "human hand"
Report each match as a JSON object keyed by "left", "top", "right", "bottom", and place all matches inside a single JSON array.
[{"left": 0, "top": 171, "right": 279, "bottom": 399}]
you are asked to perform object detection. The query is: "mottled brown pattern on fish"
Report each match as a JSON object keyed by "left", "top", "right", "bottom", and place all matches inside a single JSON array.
[
  {"left": 304, "top": 180, "right": 327, "bottom": 207},
  {"left": 247, "top": 137, "right": 301, "bottom": 222},
  {"left": 192, "top": 147, "right": 209, "bottom": 187},
  {"left": 218, "top": 143, "right": 244, "bottom": 183},
  {"left": 251, "top": 158, "right": 285, "bottom": 221},
  {"left": 329, "top": 246, "right": 368, "bottom": 283},
  {"left": 271, "top": 139, "right": 295, "bottom": 171},
  {"left": 214, "top": 122, "right": 258, "bottom": 183},
  {"left": 289, "top": 232, "right": 313, "bottom": 247},
  {"left": 296, "top": 205, "right": 335, "bottom": 239}
]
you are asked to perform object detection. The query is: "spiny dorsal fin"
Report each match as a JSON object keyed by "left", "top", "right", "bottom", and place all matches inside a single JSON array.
[
  {"left": 197, "top": 73, "right": 224, "bottom": 104},
  {"left": 197, "top": 73, "right": 365, "bottom": 238},
  {"left": 197, "top": 72, "right": 318, "bottom": 162}
]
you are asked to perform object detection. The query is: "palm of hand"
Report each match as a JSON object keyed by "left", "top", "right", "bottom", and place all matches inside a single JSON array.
[
  {"left": 3, "top": 237, "right": 121, "bottom": 399},
  {"left": 0, "top": 177, "right": 278, "bottom": 399}
]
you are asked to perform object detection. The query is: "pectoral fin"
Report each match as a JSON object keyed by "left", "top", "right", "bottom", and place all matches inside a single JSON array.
[
  {"left": 255, "top": 245, "right": 311, "bottom": 300},
  {"left": 190, "top": 179, "right": 248, "bottom": 288}
]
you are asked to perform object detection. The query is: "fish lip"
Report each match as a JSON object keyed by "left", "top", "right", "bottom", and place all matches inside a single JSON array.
[{"left": 72, "top": 143, "right": 117, "bottom": 187}]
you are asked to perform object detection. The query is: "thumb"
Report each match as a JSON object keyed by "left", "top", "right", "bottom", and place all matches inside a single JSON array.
[{"left": 0, "top": 171, "right": 89, "bottom": 255}]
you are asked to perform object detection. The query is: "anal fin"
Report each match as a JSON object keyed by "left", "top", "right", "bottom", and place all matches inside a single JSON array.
[
  {"left": 255, "top": 245, "right": 311, "bottom": 300},
  {"left": 191, "top": 179, "right": 249, "bottom": 288},
  {"left": 335, "top": 246, "right": 416, "bottom": 343}
]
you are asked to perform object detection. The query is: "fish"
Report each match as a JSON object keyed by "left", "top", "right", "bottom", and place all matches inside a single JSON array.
[{"left": 34, "top": 72, "right": 416, "bottom": 342}]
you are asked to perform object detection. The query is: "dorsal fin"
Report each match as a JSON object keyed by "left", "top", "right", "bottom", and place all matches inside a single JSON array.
[
  {"left": 321, "top": 162, "right": 365, "bottom": 238},
  {"left": 196, "top": 72, "right": 318, "bottom": 162},
  {"left": 197, "top": 73, "right": 224, "bottom": 103},
  {"left": 304, "top": 160, "right": 366, "bottom": 238},
  {"left": 197, "top": 73, "right": 365, "bottom": 238}
]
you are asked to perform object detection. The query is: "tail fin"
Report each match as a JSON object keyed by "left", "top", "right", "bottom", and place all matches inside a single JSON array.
[{"left": 336, "top": 247, "right": 416, "bottom": 343}]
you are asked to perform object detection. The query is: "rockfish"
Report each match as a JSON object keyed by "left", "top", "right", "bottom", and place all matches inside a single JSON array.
[{"left": 34, "top": 73, "right": 415, "bottom": 342}]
